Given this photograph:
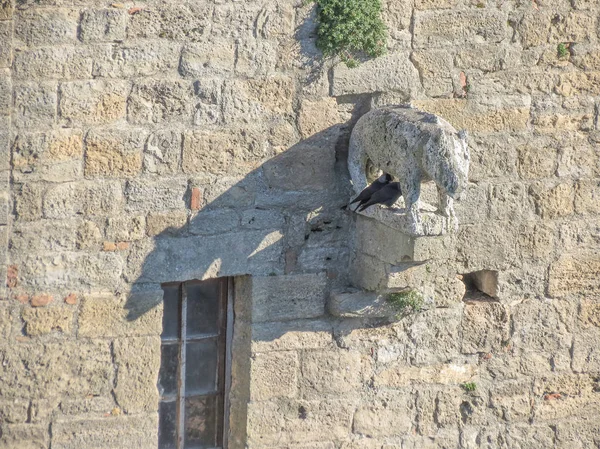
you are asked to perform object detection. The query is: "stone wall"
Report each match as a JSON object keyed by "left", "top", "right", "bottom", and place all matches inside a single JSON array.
[{"left": 1, "top": 0, "right": 600, "bottom": 448}]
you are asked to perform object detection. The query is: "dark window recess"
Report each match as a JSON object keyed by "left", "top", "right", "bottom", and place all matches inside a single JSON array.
[
  {"left": 158, "top": 278, "right": 229, "bottom": 449},
  {"left": 461, "top": 270, "right": 499, "bottom": 302}
]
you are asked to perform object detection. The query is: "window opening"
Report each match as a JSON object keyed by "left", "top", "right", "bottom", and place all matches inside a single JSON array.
[{"left": 158, "top": 278, "right": 230, "bottom": 449}]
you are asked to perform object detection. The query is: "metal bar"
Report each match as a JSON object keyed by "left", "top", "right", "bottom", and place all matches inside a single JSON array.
[
  {"left": 223, "top": 277, "right": 234, "bottom": 449},
  {"left": 178, "top": 283, "right": 188, "bottom": 449}
]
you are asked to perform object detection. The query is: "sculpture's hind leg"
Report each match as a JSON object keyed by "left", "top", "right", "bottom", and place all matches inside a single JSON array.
[{"left": 437, "top": 185, "right": 458, "bottom": 231}]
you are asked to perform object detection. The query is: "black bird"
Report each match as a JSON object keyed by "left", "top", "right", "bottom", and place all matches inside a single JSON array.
[
  {"left": 358, "top": 182, "right": 403, "bottom": 212},
  {"left": 347, "top": 173, "right": 393, "bottom": 211}
]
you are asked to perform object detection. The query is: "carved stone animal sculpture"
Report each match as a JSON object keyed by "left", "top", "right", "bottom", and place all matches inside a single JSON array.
[{"left": 348, "top": 105, "right": 470, "bottom": 232}]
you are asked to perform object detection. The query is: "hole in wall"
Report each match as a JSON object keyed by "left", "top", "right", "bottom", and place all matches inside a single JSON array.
[{"left": 460, "top": 270, "right": 499, "bottom": 302}]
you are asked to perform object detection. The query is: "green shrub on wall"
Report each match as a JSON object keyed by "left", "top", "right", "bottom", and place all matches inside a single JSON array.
[{"left": 313, "top": 0, "right": 387, "bottom": 67}]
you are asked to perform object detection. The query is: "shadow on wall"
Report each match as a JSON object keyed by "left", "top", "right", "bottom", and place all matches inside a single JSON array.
[{"left": 123, "top": 100, "right": 373, "bottom": 323}]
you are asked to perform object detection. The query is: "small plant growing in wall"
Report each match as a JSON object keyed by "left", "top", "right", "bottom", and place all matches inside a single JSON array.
[
  {"left": 386, "top": 289, "right": 424, "bottom": 318},
  {"left": 311, "top": 0, "right": 387, "bottom": 67},
  {"left": 462, "top": 382, "right": 477, "bottom": 392},
  {"left": 557, "top": 43, "right": 570, "bottom": 60}
]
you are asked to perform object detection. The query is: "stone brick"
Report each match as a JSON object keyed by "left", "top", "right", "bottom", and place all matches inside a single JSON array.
[
  {"left": 332, "top": 52, "right": 420, "bottom": 96},
  {"left": 250, "top": 351, "right": 298, "bottom": 401},
  {"left": 182, "top": 129, "right": 263, "bottom": 176},
  {"left": 143, "top": 130, "right": 181, "bottom": 175},
  {"left": 146, "top": 210, "right": 187, "bottom": 236},
  {"left": 461, "top": 302, "right": 510, "bottom": 353},
  {"left": 13, "top": 82, "right": 57, "bottom": 129},
  {"left": 22, "top": 306, "right": 73, "bottom": 336},
  {"left": 251, "top": 320, "right": 334, "bottom": 352},
  {"left": 0, "top": 69, "right": 10, "bottom": 115},
  {"left": 14, "top": 8, "right": 78, "bottom": 46},
  {"left": 50, "top": 415, "right": 158, "bottom": 449},
  {"left": 575, "top": 179, "right": 600, "bottom": 215},
  {"left": 179, "top": 40, "right": 235, "bottom": 78},
  {"left": 412, "top": 97, "right": 530, "bottom": 132},
  {"left": 0, "top": 423, "right": 47, "bottom": 449},
  {"left": 17, "top": 252, "right": 123, "bottom": 291},
  {"left": 43, "top": 180, "right": 123, "bottom": 218},
  {"left": 103, "top": 241, "right": 117, "bottom": 251},
  {"left": 84, "top": 128, "right": 146, "bottom": 178},
  {"left": 251, "top": 273, "right": 327, "bottom": 323},
  {"left": 127, "top": 79, "right": 194, "bottom": 125},
  {"left": 410, "top": 50, "right": 454, "bottom": 97},
  {"left": 78, "top": 293, "right": 162, "bottom": 338},
  {"left": 12, "top": 129, "right": 83, "bottom": 182},
  {"left": 0, "top": 399, "right": 28, "bottom": 424},
  {"left": 190, "top": 187, "right": 202, "bottom": 210},
  {"left": 488, "top": 182, "right": 535, "bottom": 221},
  {"left": 234, "top": 38, "right": 279, "bottom": 77},
  {"left": 30, "top": 294, "right": 52, "bottom": 307},
  {"left": 188, "top": 209, "right": 240, "bottom": 236},
  {"left": 415, "top": 0, "right": 457, "bottom": 8},
  {"left": 14, "top": 183, "right": 43, "bottom": 221},
  {"left": 247, "top": 399, "right": 354, "bottom": 446},
  {"left": 375, "top": 363, "right": 477, "bottom": 388},
  {"left": 300, "top": 350, "right": 361, "bottom": 399},
  {"left": 13, "top": 45, "right": 102, "bottom": 80},
  {"left": 80, "top": 9, "right": 127, "bottom": 42},
  {"left": 549, "top": 252, "right": 600, "bottom": 298},
  {"left": 64, "top": 293, "right": 77, "bottom": 305},
  {"left": 127, "top": 3, "right": 213, "bottom": 40},
  {"left": 240, "top": 209, "right": 285, "bottom": 231},
  {"left": 0, "top": 340, "right": 113, "bottom": 398},
  {"left": 517, "top": 145, "right": 558, "bottom": 179},
  {"left": 413, "top": 10, "right": 506, "bottom": 48},
  {"left": 104, "top": 215, "right": 145, "bottom": 243},
  {"left": 113, "top": 336, "right": 160, "bottom": 412},
  {"left": 0, "top": 0, "right": 13, "bottom": 20},
  {"left": 124, "top": 178, "right": 187, "bottom": 212},
  {"left": 529, "top": 181, "right": 574, "bottom": 219},
  {"left": 298, "top": 98, "right": 341, "bottom": 139},
  {"left": 92, "top": 41, "right": 180, "bottom": 78},
  {"left": 59, "top": 80, "right": 127, "bottom": 126},
  {"left": 353, "top": 396, "right": 413, "bottom": 437}
]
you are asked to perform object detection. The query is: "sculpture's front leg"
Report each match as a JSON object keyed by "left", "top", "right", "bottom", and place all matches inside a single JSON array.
[
  {"left": 401, "top": 178, "right": 423, "bottom": 235},
  {"left": 437, "top": 186, "right": 458, "bottom": 232}
]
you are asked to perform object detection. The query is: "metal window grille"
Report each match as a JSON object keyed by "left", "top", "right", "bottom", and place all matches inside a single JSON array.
[{"left": 158, "top": 278, "right": 231, "bottom": 449}]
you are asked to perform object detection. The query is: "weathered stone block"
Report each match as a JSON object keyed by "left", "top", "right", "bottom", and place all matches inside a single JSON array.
[
  {"left": 529, "top": 181, "right": 574, "bottom": 219},
  {"left": 0, "top": 340, "right": 113, "bottom": 398},
  {"left": 517, "top": 145, "right": 558, "bottom": 179},
  {"left": 300, "top": 350, "right": 361, "bottom": 399},
  {"left": 247, "top": 399, "right": 354, "bottom": 446},
  {"left": 14, "top": 45, "right": 102, "bottom": 80},
  {"left": 415, "top": 0, "right": 457, "bottom": 9},
  {"left": 298, "top": 98, "right": 341, "bottom": 139},
  {"left": 14, "top": 8, "right": 78, "bottom": 46},
  {"left": 104, "top": 215, "right": 145, "bottom": 243},
  {"left": 127, "top": 79, "right": 194, "bottom": 125},
  {"left": 146, "top": 210, "right": 187, "bottom": 236},
  {"left": 143, "top": 130, "right": 181, "bottom": 175},
  {"left": 575, "top": 179, "right": 600, "bottom": 215},
  {"left": 179, "top": 41, "right": 235, "bottom": 78},
  {"left": 59, "top": 80, "right": 127, "bottom": 126},
  {"left": 13, "top": 82, "right": 57, "bottom": 129},
  {"left": 0, "top": 69, "right": 9, "bottom": 116},
  {"left": 414, "top": 10, "right": 506, "bottom": 48},
  {"left": 80, "top": 9, "right": 127, "bottom": 42},
  {"left": 22, "top": 306, "right": 74, "bottom": 336},
  {"left": 353, "top": 396, "right": 413, "bottom": 437},
  {"left": 13, "top": 129, "right": 83, "bottom": 182},
  {"left": 78, "top": 294, "right": 162, "bottom": 338},
  {"left": 250, "top": 351, "right": 298, "bottom": 401},
  {"left": 124, "top": 178, "right": 187, "bottom": 212},
  {"left": 410, "top": 50, "right": 454, "bottom": 97},
  {"left": 14, "top": 183, "right": 43, "bottom": 221},
  {"left": 332, "top": 52, "right": 420, "bottom": 96},
  {"left": 17, "top": 252, "right": 123, "bottom": 291},
  {"left": 461, "top": 302, "right": 509, "bottom": 353},
  {"left": 407, "top": 307, "right": 462, "bottom": 365},
  {"left": 375, "top": 363, "right": 477, "bottom": 388},
  {"left": 188, "top": 209, "right": 240, "bottom": 236},
  {"left": 113, "top": 336, "right": 160, "bottom": 412},
  {"left": 127, "top": 3, "right": 213, "bottom": 40},
  {"left": 251, "top": 273, "right": 327, "bottom": 322},
  {"left": 488, "top": 182, "right": 535, "bottom": 221},
  {"left": 0, "top": 423, "right": 47, "bottom": 449},
  {"left": 50, "top": 415, "right": 158, "bottom": 449},
  {"left": 234, "top": 38, "right": 279, "bottom": 77},
  {"left": 549, "top": 252, "right": 600, "bottom": 298},
  {"left": 0, "top": 399, "right": 29, "bottom": 424},
  {"left": 251, "top": 319, "right": 334, "bottom": 352},
  {"left": 0, "top": 0, "right": 13, "bottom": 20},
  {"left": 240, "top": 209, "right": 285, "bottom": 231},
  {"left": 43, "top": 180, "right": 123, "bottom": 218},
  {"left": 128, "top": 230, "right": 283, "bottom": 283},
  {"left": 92, "top": 41, "right": 180, "bottom": 78},
  {"left": 84, "top": 128, "right": 146, "bottom": 178}
]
